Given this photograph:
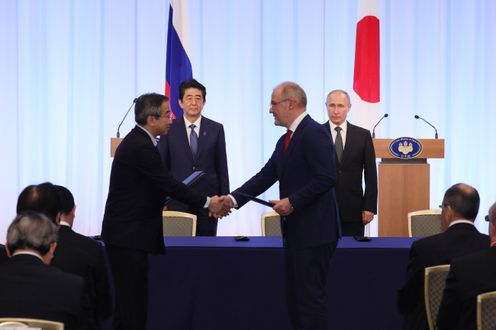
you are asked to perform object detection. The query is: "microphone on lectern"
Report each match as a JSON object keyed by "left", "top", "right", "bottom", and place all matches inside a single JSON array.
[
  {"left": 116, "top": 98, "right": 138, "bottom": 138},
  {"left": 414, "top": 115, "right": 438, "bottom": 139},
  {"left": 371, "top": 114, "right": 389, "bottom": 138}
]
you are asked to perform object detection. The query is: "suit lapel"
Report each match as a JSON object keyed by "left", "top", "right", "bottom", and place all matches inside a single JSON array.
[
  {"left": 197, "top": 117, "right": 210, "bottom": 161},
  {"left": 279, "top": 116, "right": 310, "bottom": 177},
  {"left": 341, "top": 122, "right": 354, "bottom": 164}
]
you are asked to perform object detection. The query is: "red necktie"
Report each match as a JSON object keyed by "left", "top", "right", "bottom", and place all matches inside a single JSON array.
[{"left": 284, "top": 129, "right": 292, "bottom": 151}]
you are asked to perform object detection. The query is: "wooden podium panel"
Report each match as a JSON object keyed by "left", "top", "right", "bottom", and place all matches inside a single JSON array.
[
  {"left": 374, "top": 138, "right": 444, "bottom": 237},
  {"left": 110, "top": 137, "right": 123, "bottom": 157},
  {"left": 378, "top": 163, "right": 430, "bottom": 236}
]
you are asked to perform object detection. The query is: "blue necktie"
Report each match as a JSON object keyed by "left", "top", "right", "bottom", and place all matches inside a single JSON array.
[{"left": 189, "top": 124, "right": 198, "bottom": 158}]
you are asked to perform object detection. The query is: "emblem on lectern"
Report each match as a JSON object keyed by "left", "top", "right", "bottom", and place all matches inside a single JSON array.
[{"left": 389, "top": 137, "right": 423, "bottom": 159}]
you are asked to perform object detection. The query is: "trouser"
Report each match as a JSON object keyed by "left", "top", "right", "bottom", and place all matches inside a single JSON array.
[
  {"left": 284, "top": 242, "right": 337, "bottom": 330},
  {"left": 105, "top": 244, "right": 148, "bottom": 330}
]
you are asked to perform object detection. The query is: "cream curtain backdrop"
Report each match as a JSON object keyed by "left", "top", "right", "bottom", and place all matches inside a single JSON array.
[{"left": 1, "top": 0, "right": 495, "bottom": 242}]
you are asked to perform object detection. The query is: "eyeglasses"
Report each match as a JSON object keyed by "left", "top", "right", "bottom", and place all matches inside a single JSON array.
[
  {"left": 438, "top": 203, "right": 447, "bottom": 209},
  {"left": 485, "top": 215, "right": 490, "bottom": 222},
  {"left": 270, "top": 99, "right": 289, "bottom": 108}
]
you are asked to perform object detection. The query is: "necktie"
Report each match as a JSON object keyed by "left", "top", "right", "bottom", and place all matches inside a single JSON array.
[
  {"left": 284, "top": 129, "right": 292, "bottom": 151},
  {"left": 335, "top": 127, "right": 343, "bottom": 163},
  {"left": 189, "top": 124, "right": 198, "bottom": 158}
]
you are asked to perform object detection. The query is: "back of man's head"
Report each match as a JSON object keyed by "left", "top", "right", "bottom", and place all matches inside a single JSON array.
[
  {"left": 7, "top": 211, "right": 58, "bottom": 257},
  {"left": 54, "top": 185, "right": 75, "bottom": 214},
  {"left": 16, "top": 182, "right": 61, "bottom": 223},
  {"left": 442, "top": 183, "right": 480, "bottom": 221}
]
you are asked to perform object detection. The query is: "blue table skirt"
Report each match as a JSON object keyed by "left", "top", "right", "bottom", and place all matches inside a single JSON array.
[{"left": 147, "top": 237, "right": 416, "bottom": 330}]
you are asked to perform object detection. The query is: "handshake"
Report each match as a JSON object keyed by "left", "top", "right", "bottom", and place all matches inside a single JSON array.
[
  {"left": 207, "top": 195, "right": 295, "bottom": 219},
  {"left": 208, "top": 195, "right": 235, "bottom": 218}
]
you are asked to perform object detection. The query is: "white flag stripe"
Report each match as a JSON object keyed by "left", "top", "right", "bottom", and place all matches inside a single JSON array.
[
  {"left": 349, "top": 97, "right": 380, "bottom": 132},
  {"left": 170, "top": 0, "right": 191, "bottom": 58},
  {"left": 357, "top": 0, "right": 378, "bottom": 20}
]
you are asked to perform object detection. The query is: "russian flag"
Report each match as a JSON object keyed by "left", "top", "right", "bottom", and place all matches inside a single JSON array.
[
  {"left": 166, "top": 0, "right": 192, "bottom": 120},
  {"left": 352, "top": 0, "right": 380, "bottom": 131}
]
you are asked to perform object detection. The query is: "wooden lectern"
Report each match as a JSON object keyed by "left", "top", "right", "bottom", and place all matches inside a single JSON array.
[
  {"left": 373, "top": 139, "right": 444, "bottom": 237},
  {"left": 110, "top": 137, "right": 123, "bottom": 157}
]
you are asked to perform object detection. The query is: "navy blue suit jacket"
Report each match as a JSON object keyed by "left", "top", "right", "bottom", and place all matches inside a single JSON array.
[
  {"left": 157, "top": 116, "right": 229, "bottom": 199},
  {"left": 102, "top": 126, "right": 206, "bottom": 254},
  {"left": 233, "top": 115, "right": 340, "bottom": 249}
]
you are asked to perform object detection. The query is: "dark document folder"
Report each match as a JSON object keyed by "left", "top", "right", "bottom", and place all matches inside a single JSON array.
[{"left": 235, "top": 192, "right": 274, "bottom": 207}]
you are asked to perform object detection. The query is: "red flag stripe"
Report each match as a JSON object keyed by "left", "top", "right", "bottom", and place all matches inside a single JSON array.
[{"left": 353, "top": 15, "right": 380, "bottom": 103}]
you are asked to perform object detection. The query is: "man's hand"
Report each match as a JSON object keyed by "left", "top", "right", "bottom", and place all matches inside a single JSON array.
[
  {"left": 222, "top": 196, "right": 235, "bottom": 210},
  {"left": 208, "top": 195, "right": 232, "bottom": 218},
  {"left": 269, "top": 198, "right": 294, "bottom": 216},
  {"left": 362, "top": 210, "right": 374, "bottom": 224}
]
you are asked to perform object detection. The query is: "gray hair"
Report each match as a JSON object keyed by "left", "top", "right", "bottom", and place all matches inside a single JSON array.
[
  {"left": 327, "top": 89, "right": 351, "bottom": 105},
  {"left": 134, "top": 93, "right": 169, "bottom": 125},
  {"left": 7, "top": 211, "right": 58, "bottom": 255}
]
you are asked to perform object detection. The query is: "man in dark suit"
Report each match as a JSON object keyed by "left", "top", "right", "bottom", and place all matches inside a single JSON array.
[
  {"left": 323, "top": 89, "right": 377, "bottom": 236},
  {"left": 0, "top": 211, "right": 84, "bottom": 330},
  {"left": 223, "top": 82, "right": 340, "bottom": 330},
  {"left": 16, "top": 182, "right": 97, "bottom": 328},
  {"left": 157, "top": 79, "right": 229, "bottom": 236},
  {"left": 55, "top": 185, "right": 112, "bottom": 327},
  {"left": 397, "top": 183, "right": 489, "bottom": 330},
  {"left": 437, "top": 201, "right": 496, "bottom": 330},
  {"left": 101, "top": 93, "right": 226, "bottom": 330}
]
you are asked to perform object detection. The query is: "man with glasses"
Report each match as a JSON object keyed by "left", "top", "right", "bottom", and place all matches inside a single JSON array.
[
  {"left": 102, "top": 93, "right": 226, "bottom": 330},
  {"left": 223, "top": 82, "right": 340, "bottom": 330},
  {"left": 397, "top": 183, "right": 489, "bottom": 330},
  {"left": 437, "top": 201, "right": 496, "bottom": 329},
  {"left": 157, "top": 79, "right": 229, "bottom": 236}
]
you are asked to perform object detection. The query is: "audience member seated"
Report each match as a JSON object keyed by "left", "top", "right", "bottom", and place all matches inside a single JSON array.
[
  {"left": 437, "top": 201, "right": 496, "bottom": 330},
  {"left": 397, "top": 183, "right": 489, "bottom": 330},
  {"left": 16, "top": 182, "right": 98, "bottom": 329},
  {"left": 55, "top": 185, "right": 113, "bottom": 325},
  {"left": 0, "top": 211, "right": 84, "bottom": 329}
]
